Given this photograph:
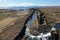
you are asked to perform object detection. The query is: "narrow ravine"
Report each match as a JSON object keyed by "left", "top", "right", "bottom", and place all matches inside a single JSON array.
[
  {"left": 25, "top": 10, "right": 57, "bottom": 40},
  {"left": 14, "top": 9, "right": 59, "bottom": 40}
]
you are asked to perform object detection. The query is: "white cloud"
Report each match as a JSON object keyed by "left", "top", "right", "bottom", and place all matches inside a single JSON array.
[
  {"left": 3, "top": 0, "right": 7, "bottom": 2},
  {"left": 18, "top": 3, "right": 50, "bottom": 6},
  {"left": 0, "top": 0, "right": 2, "bottom": 2},
  {"left": 0, "top": 0, "right": 7, "bottom": 2},
  {"left": 0, "top": 2, "right": 58, "bottom": 7},
  {"left": 0, "top": 3, "right": 37, "bottom": 7},
  {"left": 19, "top": 3, "right": 37, "bottom": 6}
]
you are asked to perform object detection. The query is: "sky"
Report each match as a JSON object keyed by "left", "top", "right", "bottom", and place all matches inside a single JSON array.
[{"left": 0, "top": 0, "right": 60, "bottom": 7}]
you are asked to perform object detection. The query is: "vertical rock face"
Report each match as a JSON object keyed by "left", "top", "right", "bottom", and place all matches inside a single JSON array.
[
  {"left": 37, "top": 11, "right": 47, "bottom": 28},
  {"left": 49, "top": 30, "right": 59, "bottom": 40},
  {"left": 37, "top": 11, "right": 45, "bottom": 25}
]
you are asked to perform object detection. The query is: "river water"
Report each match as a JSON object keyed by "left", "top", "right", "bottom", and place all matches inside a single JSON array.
[{"left": 25, "top": 11, "right": 54, "bottom": 40}]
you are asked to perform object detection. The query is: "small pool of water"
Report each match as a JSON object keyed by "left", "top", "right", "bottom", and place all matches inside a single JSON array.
[{"left": 54, "top": 23, "right": 60, "bottom": 30}]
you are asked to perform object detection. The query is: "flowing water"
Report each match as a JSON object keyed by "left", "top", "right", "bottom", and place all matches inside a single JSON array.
[{"left": 25, "top": 11, "right": 56, "bottom": 40}]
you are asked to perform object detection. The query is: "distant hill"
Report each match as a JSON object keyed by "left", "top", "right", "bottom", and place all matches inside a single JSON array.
[
  {"left": 0, "top": 6, "right": 40, "bottom": 10},
  {"left": 9, "top": 6, "right": 40, "bottom": 10},
  {"left": 0, "top": 6, "right": 60, "bottom": 10}
]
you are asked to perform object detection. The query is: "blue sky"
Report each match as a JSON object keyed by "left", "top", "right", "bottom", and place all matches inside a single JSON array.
[{"left": 0, "top": 0, "right": 60, "bottom": 7}]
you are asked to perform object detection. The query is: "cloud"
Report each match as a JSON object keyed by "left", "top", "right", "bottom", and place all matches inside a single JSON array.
[
  {"left": 19, "top": 3, "right": 50, "bottom": 6},
  {"left": 0, "top": 3, "right": 36, "bottom": 7},
  {"left": 3, "top": 0, "right": 7, "bottom": 1},
  {"left": 0, "top": 2, "right": 58, "bottom": 7},
  {"left": 0, "top": 0, "right": 7, "bottom": 2},
  {"left": 0, "top": 3, "right": 37, "bottom": 7},
  {"left": 0, "top": 0, "right": 2, "bottom": 2},
  {"left": 19, "top": 3, "right": 37, "bottom": 6}
]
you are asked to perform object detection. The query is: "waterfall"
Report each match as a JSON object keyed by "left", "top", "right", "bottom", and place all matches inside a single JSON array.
[{"left": 25, "top": 27, "right": 52, "bottom": 40}]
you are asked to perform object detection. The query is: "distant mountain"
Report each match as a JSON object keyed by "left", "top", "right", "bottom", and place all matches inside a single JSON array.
[
  {"left": 9, "top": 6, "right": 40, "bottom": 10},
  {"left": 0, "top": 6, "right": 40, "bottom": 10},
  {"left": 0, "top": 6, "right": 60, "bottom": 10}
]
